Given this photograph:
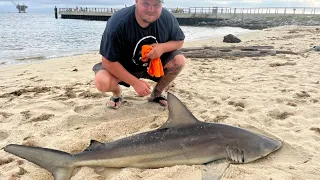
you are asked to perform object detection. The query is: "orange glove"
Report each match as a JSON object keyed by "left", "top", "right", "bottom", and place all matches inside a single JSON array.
[{"left": 141, "top": 45, "right": 164, "bottom": 78}]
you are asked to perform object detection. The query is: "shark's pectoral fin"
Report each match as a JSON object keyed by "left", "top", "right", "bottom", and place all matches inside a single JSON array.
[
  {"left": 84, "top": 140, "right": 104, "bottom": 152},
  {"left": 202, "top": 159, "right": 230, "bottom": 180},
  {"left": 54, "top": 168, "right": 75, "bottom": 180},
  {"left": 161, "top": 93, "right": 202, "bottom": 129}
]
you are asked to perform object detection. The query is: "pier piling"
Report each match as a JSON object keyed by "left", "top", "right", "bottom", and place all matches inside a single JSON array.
[{"left": 54, "top": 6, "right": 58, "bottom": 19}]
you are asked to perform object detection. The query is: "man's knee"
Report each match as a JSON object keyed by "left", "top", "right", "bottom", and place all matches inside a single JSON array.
[
  {"left": 94, "top": 72, "right": 107, "bottom": 92},
  {"left": 94, "top": 70, "right": 118, "bottom": 92},
  {"left": 164, "top": 54, "right": 186, "bottom": 71},
  {"left": 173, "top": 54, "right": 186, "bottom": 67}
]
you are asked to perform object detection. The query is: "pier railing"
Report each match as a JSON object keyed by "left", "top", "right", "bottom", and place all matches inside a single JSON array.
[
  {"left": 59, "top": 7, "right": 121, "bottom": 13},
  {"left": 58, "top": 6, "right": 320, "bottom": 25},
  {"left": 59, "top": 7, "right": 320, "bottom": 15},
  {"left": 166, "top": 7, "right": 320, "bottom": 15}
]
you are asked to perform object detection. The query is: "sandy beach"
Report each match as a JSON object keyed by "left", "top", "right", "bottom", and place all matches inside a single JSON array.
[{"left": 0, "top": 25, "right": 320, "bottom": 180}]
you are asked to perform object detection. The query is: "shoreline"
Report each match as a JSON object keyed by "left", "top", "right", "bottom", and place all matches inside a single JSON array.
[
  {"left": 0, "top": 26, "right": 254, "bottom": 68},
  {"left": 1, "top": 25, "right": 320, "bottom": 180}
]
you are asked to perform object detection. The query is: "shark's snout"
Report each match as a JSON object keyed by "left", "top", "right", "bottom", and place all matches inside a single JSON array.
[
  {"left": 260, "top": 137, "right": 282, "bottom": 158},
  {"left": 271, "top": 139, "right": 282, "bottom": 152},
  {"left": 240, "top": 136, "right": 282, "bottom": 163}
]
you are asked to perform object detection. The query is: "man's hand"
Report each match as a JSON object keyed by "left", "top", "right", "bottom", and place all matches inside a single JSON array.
[
  {"left": 147, "top": 43, "right": 165, "bottom": 59},
  {"left": 132, "top": 79, "right": 151, "bottom": 96}
]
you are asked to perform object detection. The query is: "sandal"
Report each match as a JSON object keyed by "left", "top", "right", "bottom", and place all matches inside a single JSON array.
[
  {"left": 108, "top": 95, "right": 123, "bottom": 109},
  {"left": 149, "top": 95, "right": 168, "bottom": 107}
]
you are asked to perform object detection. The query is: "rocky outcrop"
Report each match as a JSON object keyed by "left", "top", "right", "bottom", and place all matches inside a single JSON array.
[{"left": 198, "top": 16, "right": 320, "bottom": 30}]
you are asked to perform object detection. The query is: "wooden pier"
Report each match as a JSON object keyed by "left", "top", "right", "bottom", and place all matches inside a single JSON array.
[{"left": 57, "top": 7, "right": 320, "bottom": 25}]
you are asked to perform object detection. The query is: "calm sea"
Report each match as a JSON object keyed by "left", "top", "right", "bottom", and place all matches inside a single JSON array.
[{"left": 0, "top": 13, "right": 253, "bottom": 66}]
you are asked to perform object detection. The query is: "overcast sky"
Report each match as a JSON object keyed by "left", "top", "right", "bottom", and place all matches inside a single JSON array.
[{"left": 0, "top": 0, "right": 319, "bottom": 13}]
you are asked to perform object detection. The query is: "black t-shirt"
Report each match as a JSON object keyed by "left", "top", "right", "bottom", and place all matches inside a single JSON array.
[{"left": 99, "top": 5, "right": 185, "bottom": 73}]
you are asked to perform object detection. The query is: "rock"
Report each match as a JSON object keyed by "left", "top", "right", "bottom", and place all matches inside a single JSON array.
[
  {"left": 198, "top": 22, "right": 208, "bottom": 26},
  {"left": 223, "top": 34, "right": 242, "bottom": 43},
  {"left": 312, "top": 46, "right": 320, "bottom": 51}
]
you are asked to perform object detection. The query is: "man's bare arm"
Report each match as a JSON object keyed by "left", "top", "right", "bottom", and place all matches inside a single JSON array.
[
  {"left": 161, "top": 40, "right": 184, "bottom": 53},
  {"left": 148, "top": 40, "right": 184, "bottom": 59}
]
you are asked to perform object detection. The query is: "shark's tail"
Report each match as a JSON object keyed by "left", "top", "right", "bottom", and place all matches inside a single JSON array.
[{"left": 4, "top": 144, "right": 76, "bottom": 180}]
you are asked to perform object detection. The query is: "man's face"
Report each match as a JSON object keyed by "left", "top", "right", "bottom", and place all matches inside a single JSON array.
[{"left": 135, "top": 0, "right": 162, "bottom": 24}]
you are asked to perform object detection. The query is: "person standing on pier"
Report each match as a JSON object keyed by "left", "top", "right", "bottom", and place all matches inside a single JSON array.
[{"left": 93, "top": 0, "right": 185, "bottom": 109}]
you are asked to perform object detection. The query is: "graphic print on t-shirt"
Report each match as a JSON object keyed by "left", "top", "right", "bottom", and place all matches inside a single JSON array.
[{"left": 132, "top": 36, "right": 158, "bottom": 67}]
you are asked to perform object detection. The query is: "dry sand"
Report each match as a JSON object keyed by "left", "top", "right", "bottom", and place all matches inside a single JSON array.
[{"left": 0, "top": 25, "right": 320, "bottom": 180}]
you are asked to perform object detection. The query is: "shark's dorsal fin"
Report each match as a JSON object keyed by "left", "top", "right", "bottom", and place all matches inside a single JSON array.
[
  {"left": 160, "top": 92, "right": 200, "bottom": 129},
  {"left": 84, "top": 140, "right": 103, "bottom": 152}
]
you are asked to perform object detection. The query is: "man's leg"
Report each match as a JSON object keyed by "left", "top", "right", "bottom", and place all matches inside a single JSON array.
[
  {"left": 94, "top": 65, "right": 122, "bottom": 108},
  {"left": 150, "top": 54, "right": 186, "bottom": 106}
]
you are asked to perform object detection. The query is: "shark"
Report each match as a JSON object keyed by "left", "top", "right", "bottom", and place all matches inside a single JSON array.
[{"left": 3, "top": 92, "right": 282, "bottom": 180}]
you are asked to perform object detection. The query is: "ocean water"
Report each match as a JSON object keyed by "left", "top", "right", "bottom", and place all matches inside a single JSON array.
[{"left": 0, "top": 13, "right": 253, "bottom": 66}]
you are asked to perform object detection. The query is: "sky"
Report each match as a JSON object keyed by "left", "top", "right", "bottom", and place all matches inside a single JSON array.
[{"left": 0, "top": 0, "right": 320, "bottom": 13}]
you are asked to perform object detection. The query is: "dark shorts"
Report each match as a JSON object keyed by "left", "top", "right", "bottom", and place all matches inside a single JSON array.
[{"left": 92, "top": 50, "right": 182, "bottom": 87}]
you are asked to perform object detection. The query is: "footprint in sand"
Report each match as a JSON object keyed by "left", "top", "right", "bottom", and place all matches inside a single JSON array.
[
  {"left": 29, "top": 114, "right": 54, "bottom": 122},
  {"left": 0, "top": 131, "right": 9, "bottom": 141},
  {"left": 20, "top": 111, "right": 54, "bottom": 123},
  {"left": 3, "top": 166, "right": 27, "bottom": 180},
  {"left": 0, "top": 112, "right": 13, "bottom": 122},
  {"left": 74, "top": 104, "right": 94, "bottom": 114},
  {"left": 267, "top": 109, "right": 294, "bottom": 120},
  {"left": 228, "top": 101, "right": 246, "bottom": 112},
  {"left": 22, "top": 139, "right": 39, "bottom": 147},
  {"left": 29, "top": 76, "right": 38, "bottom": 80},
  {"left": 295, "top": 91, "right": 311, "bottom": 98},
  {"left": 0, "top": 87, "right": 52, "bottom": 98},
  {"left": 287, "top": 102, "right": 298, "bottom": 107},
  {"left": 17, "top": 167, "right": 27, "bottom": 175},
  {"left": 0, "top": 157, "right": 14, "bottom": 166},
  {"left": 310, "top": 127, "right": 320, "bottom": 134},
  {"left": 78, "top": 90, "right": 105, "bottom": 99},
  {"left": 29, "top": 76, "right": 44, "bottom": 82},
  {"left": 228, "top": 101, "right": 245, "bottom": 108},
  {"left": 20, "top": 111, "right": 31, "bottom": 120},
  {"left": 62, "top": 90, "right": 77, "bottom": 99},
  {"left": 269, "top": 62, "right": 297, "bottom": 67},
  {"left": 211, "top": 115, "right": 229, "bottom": 123}
]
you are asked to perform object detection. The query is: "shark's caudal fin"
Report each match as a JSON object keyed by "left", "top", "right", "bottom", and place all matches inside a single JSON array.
[
  {"left": 161, "top": 93, "right": 201, "bottom": 129},
  {"left": 4, "top": 144, "right": 75, "bottom": 180}
]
